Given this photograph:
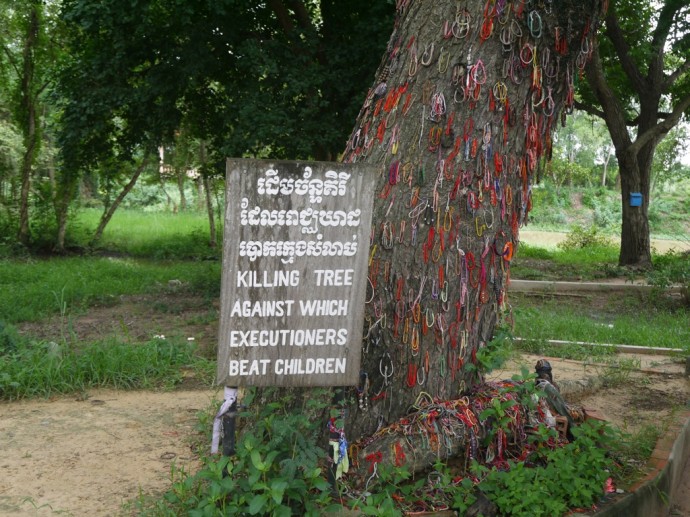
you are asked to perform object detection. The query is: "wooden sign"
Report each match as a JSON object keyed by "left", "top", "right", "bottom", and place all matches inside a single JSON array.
[{"left": 217, "top": 159, "right": 377, "bottom": 387}]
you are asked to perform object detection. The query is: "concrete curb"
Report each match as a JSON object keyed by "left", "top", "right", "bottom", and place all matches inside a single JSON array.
[
  {"left": 513, "top": 337, "right": 684, "bottom": 356},
  {"left": 510, "top": 279, "right": 683, "bottom": 294},
  {"left": 589, "top": 410, "right": 690, "bottom": 517}
]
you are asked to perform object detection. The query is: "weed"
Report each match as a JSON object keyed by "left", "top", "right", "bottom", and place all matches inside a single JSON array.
[
  {"left": 597, "top": 356, "right": 641, "bottom": 387},
  {"left": 136, "top": 389, "right": 338, "bottom": 516},
  {"left": 648, "top": 250, "right": 690, "bottom": 306},
  {"left": 609, "top": 424, "right": 664, "bottom": 487},
  {"left": 474, "top": 420, "right": 616, "bottom": 516}
]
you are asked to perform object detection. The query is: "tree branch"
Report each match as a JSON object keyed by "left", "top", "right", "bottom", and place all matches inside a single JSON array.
[
  {"left": 573, "top": 100, "right": 658, "bottom": 127},
  {"left": 648, "top": 0, "right": 683, "bottom": 85},
  {"left": 663, "top": 57, "right": 690, "bottom": 92},
  {"left": 584, "top": 44, "right": 633, "bottom": 149},
  {"left": 1, "top": 44, "right": 21, "bottom": 77},
  {"left": 629, "top": 92, "right": 690, "bottom": 156},
  {"left": 604, "top": 7, "right": 647, "bottom": 94},
  {"left": 574, "top": 100, "right": 606, "bottom": 120}
]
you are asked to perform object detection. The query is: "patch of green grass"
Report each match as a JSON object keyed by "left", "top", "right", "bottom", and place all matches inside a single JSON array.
[
  {"left": 69, "top": 208, "right": 221, "bottom": 259},
  {"left": 512, "top": 301, "right": 690, "bottom": 350},
  {"left": 519, "top": 241, "right": 619, "bottom": 267},
  {"left": 514, "top": 243, "right": 557, "bottom": 260},
  {"left": 515, "top": 339, "right": 618, "bottom": 362},
  {"left": 611, "top": 424, "right": 665, "bottom": 488},
  {"left": 0, "top": 257, "right": 221, "bottom": 324},
  {"left": 512, "top": 242, "right": 623, "bottom": 281},
  {"left": 0, "top": 334, "right": 215, "bottom": 400}
]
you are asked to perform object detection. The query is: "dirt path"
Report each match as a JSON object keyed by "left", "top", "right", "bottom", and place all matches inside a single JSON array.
[
  {"left": 1, "top": 353, "right": 688, "bottom": 516},
  {"left": 0, "top": 389, "right": 218, "bottom": 516}
]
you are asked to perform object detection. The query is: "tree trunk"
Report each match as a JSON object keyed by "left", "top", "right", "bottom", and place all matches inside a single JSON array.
[
  {"left": 176, "top": 168, "right": 187, "bottom": 211},
  {"left": 199, "top": 141, "right": 217, "bottom": 249},
  {"left": 53, "top": 177, "right": 78, "bottom": 253},
  {"left": 340, "top": 0, "right": 604, "bottom": 450},
  {"left": 17, "top": 3, "right": 42, "bottom": 247},
  {"left": 90, "top": 156, "right": 150, "bottom": 245},
  {"left": 17, "top": 144, "right": 34, "bottom": 247},
  {"left": 600, "top": 146, "right": 612, "bottom": 187},
  {"left": 196, "top": 178, "right": 204, "bottom": 211},
  {"left": 618, "top": 150, "right": 652, "bottom": 267}
]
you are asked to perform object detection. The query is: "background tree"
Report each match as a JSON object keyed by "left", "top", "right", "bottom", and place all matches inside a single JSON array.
[
  {"left": 0, "top": 0, "right": 62, "bottom": 247},
  {"left": 578, "top": 0, "right": 690, "bottom": 267},
  {"left": 341, "top": 0, "right": 604, "bottom": 470},
  {"left": 651, "top": 124, "right": 690, "bottom": 192},
  {"left": 549, "top": 112, "right": 617, "bottom": 188}
]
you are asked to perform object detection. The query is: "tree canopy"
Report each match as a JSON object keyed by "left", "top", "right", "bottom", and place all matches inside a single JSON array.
[{"left": 57, "top": 0, "right": 394, "bottom": 170}]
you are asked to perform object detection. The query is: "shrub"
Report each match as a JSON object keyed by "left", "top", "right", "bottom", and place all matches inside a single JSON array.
[
  {"left": 140, "top": 388, "right": 338, "bottom": 516},
  {"left": 559, "top": 223, "right": 612, "bottom": 251},
  {"left": 648, "top": 250, "right": 690, "bottom": 306},
  {"left": 474, "top": 420, "right": 615, "bottom": 516}
]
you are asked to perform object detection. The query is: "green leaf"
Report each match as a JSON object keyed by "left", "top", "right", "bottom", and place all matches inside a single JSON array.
[
  {"left": 250, "top": 449, "right": 267, "bottom": 472},
  {"left": 270, "top": 479, "right": 288, "bottom": 504},
  {"left": 273, "top": 504, "right": 292, "bottom": 517},
  {"left": 264, "top": 449, "right": 280, "bottom": 469},
  {"left": 248, "top": 494, "right": 268, "bottom": 515}
]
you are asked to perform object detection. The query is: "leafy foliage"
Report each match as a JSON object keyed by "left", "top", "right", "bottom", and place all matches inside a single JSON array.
[
  {"left": 57, "top": 0, "right": 394, "bottom": 168},
  {"left": 139, "top": 388, "right": 338, "bottom": 516},
  {"left": 648, "top": 250, "right": 690, "bottom": 305},
  {"left": 559, "top": 223, "right": 613, "bottom": 250},
  {"left": 474, "top": 421, "right": 614, "bottom": 516}
]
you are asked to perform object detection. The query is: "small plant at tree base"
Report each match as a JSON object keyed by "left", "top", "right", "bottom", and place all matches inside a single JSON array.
[
  {"left": 473, "top": 419, "right": 616, "bottom": 516},
  {"left": 647, "top": 250, "right": 690, "bottom": 306},
  {"left": 468, "top": 327, "right": 515, "bottom": 375},
  {"left": 138, "top": 388, "right": 339, "bottom": 516}
]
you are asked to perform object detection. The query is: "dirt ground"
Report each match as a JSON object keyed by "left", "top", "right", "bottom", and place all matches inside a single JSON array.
[
  {"left": 0, "top": 388, "right": 218, "bottom": 516},
  {"left": 2, "top": 291, "right": 690, "bottom": 516}
]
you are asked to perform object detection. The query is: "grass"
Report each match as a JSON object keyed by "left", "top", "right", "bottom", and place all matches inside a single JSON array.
[
  {"left": 0, "top": 209, "right": 224, "bottom": 400},
  {"left": 0, "top": 256, "right": 220, "bottom": 324},
  {"left": 69, "top": 208, "right": 221, "bottom": 259},
  {"left": 512, "top": 294, "right": 690, "bottom": 351},
  {"left": 611, "top": 424, "right": 665, "bottom": 488},
  {"left": 0, "top": 335, "right": 215, "bottom": 400},
  {"left": 511, "top": 242, "right": 623, "bottom": 281}
]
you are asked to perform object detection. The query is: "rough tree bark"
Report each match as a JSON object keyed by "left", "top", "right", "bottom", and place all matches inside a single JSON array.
[{"left": 339, "top": 0, "right": 604, "bottom": 470}]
